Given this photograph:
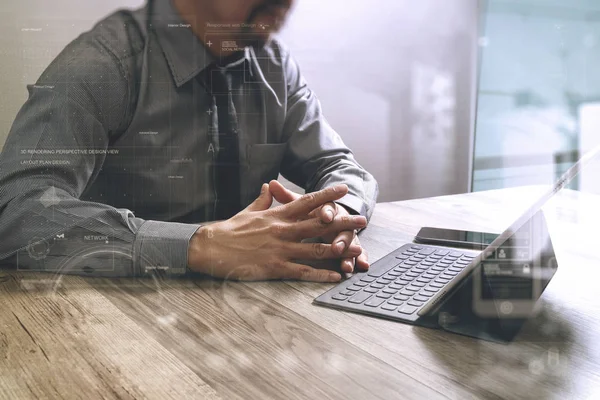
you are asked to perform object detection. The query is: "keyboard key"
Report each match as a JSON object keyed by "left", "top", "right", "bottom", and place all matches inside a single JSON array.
[
  {"left": 340, "top": 290, "right": 354, "bottom": 296},
  {"left": 418, "top": 290, "right": 434, "bottom": 297},
  {"left": 412, "top": 267, "right": 428, "bottom": 273},
  {"left": 387, "top": 299, "right": 404, "bottom": 306},
  {"left": 450, "top": 251, "right": 463, "bottom": 257},
  {"left": 365, "top": 297, "right": 386, "bottom": 307},
  {"left": 332, "top": 294, "right": 348, "bottom": 301},
  {"left": 389, "top": 283, "right": 404, "bottom": 290},
  {"left": 411, "top": 245, "right": 422, "bottom": 251},
  {"left": 360, "top": 276, "right": 376, "bottom": 283},
  {"left": 448, "top": 267, "right": 463, "bottom": 273},
  {"left": 347, "top": 285, "right": 362, "bottom": 291},
  {"left": 429, "top": 282, "right": 445, "bottom": 288},
  {"left": 348, "top": 292, "right": 372, "bottom": 304},
  {"left": 381, "top": 304, "right": 398, "bottom": 311},
  {"left": 405, "top": 272, "right": 419, "bottom": 278},
  {"left": 395, "top": 254, "right": 410, "bottom": 260},
  {"left": 423, "top": 286, "right": 439, "bottom": 293},
  {"left": 364, "top": 287, "right": 378, "bottom": 293},
  {"left": 438, "top": 261, "right": 452, "bottom": 267},
  {"left": 398, "top": 305, "right": 418, "bottom": 315},
  {"left": 383, "top": 274, "right": 397, "bottom": 280},
  {"left": 394, "top": 294, "right": 410, "bottom": 301},
  {"left": 408, "top": 300, "right": 424, "bottom": 307},
  {"left": 404, "top": 260, "right": 418, "bottom": 266},
  {"left": 405, "top": 285, "right": 421, "bottom": 292},
  {"left": 396, "top": 279, "right": 412, "bottom": 285},
  {"left": 368, "top": 269, "right": 387, "bottom": 277},
  {"left": 435, "top": 249, "right": 449, "bottom": 256},
  {"left": 456, "top": 260, "right": 471, "bottom": 265},
  {"left": 431, "top": 266, "right": 445, "bottom": 272},
  {"left": 399, "top": 288, "right": 415, "bottom": 296},
  {"left": 442, "top": 271, "right": 458, "bottom": 278},
  {"left": 412, "top": 254, "right": 427, "bottom": 260},
  {"left": 422, "top": 272, "right": 437, "bottom": 278},
  {"left": 421, "top": 261, "right": 434, "bottom": 267},
  {"left": 393, "top": 266, "right": 409, "bottom": 273},
  {"left": 376, "top": 292, "right": 392, "bottom": 299},
  {"left": 382, "top": 288, "right": 398, "bottom": 294},
  {"left": 418, "top": 248, "right": 435, "bottom": 255},
  {"left": 413, "top": 294, "right": 430, "bottom": 302},
  {"left": 435, "top": 278, "right": 451, "bottom": 284},
  {"left": 388, "top": 271, "right": 402, "bottom": 277},
  {"left": 376, "top": 278, "right": 393, "bottom": 284},
  {"left": 411, "top": 281, "right": 426, "bottom": 288},
  {"left": 400, "top": 274, "right": 415, "bottom": 281},
  {"left": 416, "top": 277, "right": 431, "bottom": 284},
  {"left": 354, "top": 281, "right": 368, "bottom": 287},
  {"left": 371, "top": 283, "right": 385, "bottom": 289}
]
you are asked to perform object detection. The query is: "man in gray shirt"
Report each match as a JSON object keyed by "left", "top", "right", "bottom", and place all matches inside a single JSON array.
[{"left": 0, "top": 0, "right": 378, "bottom": 282}]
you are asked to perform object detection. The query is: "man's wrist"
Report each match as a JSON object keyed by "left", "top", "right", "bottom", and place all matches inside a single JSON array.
[
  {"left": 187, "top": 225, "right": 210, "bottom": 274},
  {"left": 335, "top": 201, "right": 357, "bottom": 216}
]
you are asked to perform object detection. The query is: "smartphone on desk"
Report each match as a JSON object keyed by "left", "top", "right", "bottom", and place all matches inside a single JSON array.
[{"left": 414, "top": 227, "right": 500, "bottom": 250}]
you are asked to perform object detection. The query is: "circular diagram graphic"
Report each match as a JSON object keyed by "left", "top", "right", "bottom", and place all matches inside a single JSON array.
[{"left": 26, "top": 237, "right": 51, "bottom": 260}]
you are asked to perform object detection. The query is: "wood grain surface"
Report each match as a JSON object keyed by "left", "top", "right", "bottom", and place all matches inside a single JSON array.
[{"left": 1, "top": 187, "right": 599, "bottom": 400}]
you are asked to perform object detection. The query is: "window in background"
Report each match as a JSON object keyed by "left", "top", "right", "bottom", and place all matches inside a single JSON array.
[{"left": 472, "top": 0, "right": 600, "bottom": 191}]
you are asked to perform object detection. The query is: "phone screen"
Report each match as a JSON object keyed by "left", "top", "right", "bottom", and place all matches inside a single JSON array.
[{"left": 416, "top": 227, "right": 500, "bottom": 247}]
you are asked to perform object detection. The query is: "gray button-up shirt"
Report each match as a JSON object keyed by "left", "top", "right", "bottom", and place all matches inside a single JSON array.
[{"left": 0, "top": 0, "right": 378, "bottom": 277}]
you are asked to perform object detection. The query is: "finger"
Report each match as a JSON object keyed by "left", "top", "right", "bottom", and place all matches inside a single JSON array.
[
  {"left": 341, "top": 257, "right": 355, "bottom": 274},
  {"left": 330, "top": 230, "right": 355, "bottom": 256},
  {"left": 286, "top": 242, "right": 362, "bottom": 260},
  {"left": 318, "top": 202, "right": 337, "bottom": 224},
  {"left": 281, "top": 262, "right": 341, "bottom": 282},
  {"left": 355, "top": 250, "right": 369, "bottom": 271},
  {"left": 245, "top": 183, "right": 273, "bottom": 212},
  {"left": 280, "top": 185, "right": 348, "bottom": 218},
  {"left": 269, "top": 180, "right": 300, "bottom": 205},
  {"left": 289, "top": 215, "right": 366, "bottom": 241},
  {"left": 353, "top": 237, "right": 369, "bottom": 271}
]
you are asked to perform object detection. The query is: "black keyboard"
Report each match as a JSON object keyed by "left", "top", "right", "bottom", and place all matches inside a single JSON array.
[{"left": 315, "top": 244, "right": 476, "bottom": 319}]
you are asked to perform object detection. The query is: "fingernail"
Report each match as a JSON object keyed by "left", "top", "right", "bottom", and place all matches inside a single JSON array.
[
  {"left": 329, "top": 272, "right": 341, "bottom": 281},
  {"left": 353, "top": 216, "right": 367, "bottom": 225},
  {"left": 261, "top": 183, "right": 267, "bottom": 194},
  {"left": 335, "top": 241, "right": 345, "bottom": 253},
  {"left": 346, "top": 260, "right": 354, "bottom": 272},
  {"left": 326, "top": 210, "right": 334, "bottom": 221}
]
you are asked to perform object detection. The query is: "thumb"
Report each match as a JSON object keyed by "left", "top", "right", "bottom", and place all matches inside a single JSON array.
[
  {"left": 269, "top": 179, "right": 300, "bottom": 205},
  {"left": 245, "top": 183, "right": 273, "bottom": 212}
]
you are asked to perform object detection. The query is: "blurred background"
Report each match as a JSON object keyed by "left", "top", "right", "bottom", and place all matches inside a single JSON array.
[{"left": 1, "top": 0, "right": 599, "bottom": 202}]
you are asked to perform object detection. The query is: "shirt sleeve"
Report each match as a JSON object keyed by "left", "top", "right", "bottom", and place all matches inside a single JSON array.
[
  {"left": 0, "top": 29, "right": 199, "bottom": 278},
  {"left": 277, "top": 43, "right": 379, "bottom": 220}
]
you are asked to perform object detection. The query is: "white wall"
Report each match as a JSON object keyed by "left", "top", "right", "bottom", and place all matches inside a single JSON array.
[
  {"left": 0, "top": 0, "right": 477, "bottom": 202},
  {"left": 279, "top": 0, "right": 477, "bottom": 200}
]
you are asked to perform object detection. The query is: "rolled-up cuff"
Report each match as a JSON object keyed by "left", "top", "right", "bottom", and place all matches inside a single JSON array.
[
  {"left": 335, "top": 194, "right": 369, "bottom": 218},
  {"left": 133, "top": 220, "right": 201, "bottom": 277}
]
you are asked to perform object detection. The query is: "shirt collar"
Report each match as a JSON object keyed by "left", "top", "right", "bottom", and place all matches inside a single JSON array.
[{"left": 149, "top": 0, "right": 252, "bottom": 87}]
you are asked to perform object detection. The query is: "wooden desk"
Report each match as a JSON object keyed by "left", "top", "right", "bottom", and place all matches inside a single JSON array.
[{"left": 1, "top": 187, "right": 599, "bottom": 399}]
